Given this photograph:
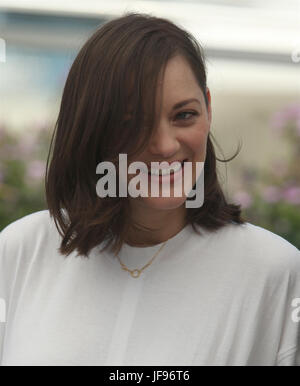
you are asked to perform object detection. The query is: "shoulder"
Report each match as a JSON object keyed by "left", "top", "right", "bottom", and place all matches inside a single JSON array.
[
  {"left": 238, "top": 222, "right": 299, "bottom": 263},
  {"left": 202, "top": 221, "right": 300, "bottom": 276},
  {"left": 0, "top": 211, "right": 67, "bottom": 306},
  {"left": 0, "top": 210, "right": 59, "bottom": 265},
  {"left": 0, "top": 210, "right": 55, "bottom": 244},
  {"left": 201, "top": 221, "right": 299, "bottom": 253}
]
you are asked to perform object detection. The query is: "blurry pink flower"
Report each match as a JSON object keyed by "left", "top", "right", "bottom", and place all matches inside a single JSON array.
[
  {"left": 26, "top": 160, "right": 46, "bottom": 181},
  {"left": 282, "top": 186, "right": 300, "bottom": 205},
  {"left": 262, "top": 186, "right": 282, "bottom": 203},
  {"left": 271, "top": 102, "right": 300, "bottom": 136},
  {"left": 271, "top": 112, "right": 286, "bottom": 135},
  {"left": 233, "top": 190, "right": 253, "bottom": 209}
]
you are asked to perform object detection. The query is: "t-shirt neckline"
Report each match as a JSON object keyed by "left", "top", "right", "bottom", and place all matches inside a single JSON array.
[
  {"left": 123, "top": 222, "right": 192, "bottom": 251},
  {"left": 106, "top": 222, "right": 194, "bottom": 269}
]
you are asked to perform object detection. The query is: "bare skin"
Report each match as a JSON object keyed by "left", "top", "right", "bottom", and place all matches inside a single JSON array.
[{"left": 125, "top": 54, "right": 212, "bottom": 247}]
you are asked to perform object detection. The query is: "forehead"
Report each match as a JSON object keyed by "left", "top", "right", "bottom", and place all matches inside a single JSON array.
[
  {"left": 123, "top": 55, "right": 203, "bottom": 118},
  {"left": 157, "top": 55, "right": 202, "bottom": 106}
]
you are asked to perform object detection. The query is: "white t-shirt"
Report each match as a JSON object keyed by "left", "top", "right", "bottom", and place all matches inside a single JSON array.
[{"left": 0, "top": 210, "right": 299, "bottom": 366}]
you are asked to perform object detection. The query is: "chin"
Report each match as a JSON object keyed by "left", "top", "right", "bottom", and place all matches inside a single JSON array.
[{"left": 139, "top": 195, "right": 187, "bottom": 210}]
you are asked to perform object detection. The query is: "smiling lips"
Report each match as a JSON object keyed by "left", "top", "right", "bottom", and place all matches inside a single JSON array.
[{"left": 144, "top": 159, "right": 187, "bottom": 176}]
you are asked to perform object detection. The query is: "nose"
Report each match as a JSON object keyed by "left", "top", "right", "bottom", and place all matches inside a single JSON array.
[{"left": 148, "top": 123, "right": 180, "bottom": 158}]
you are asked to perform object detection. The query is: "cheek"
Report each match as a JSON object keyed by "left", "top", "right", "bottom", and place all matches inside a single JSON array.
[{"left": 182, "top": 125, "right": 209, "bottom": 155}]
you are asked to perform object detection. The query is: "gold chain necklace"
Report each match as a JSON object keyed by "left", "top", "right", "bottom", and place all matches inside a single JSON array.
[{"left": 115, "top": 241, "right": 167, "bottom": 278}]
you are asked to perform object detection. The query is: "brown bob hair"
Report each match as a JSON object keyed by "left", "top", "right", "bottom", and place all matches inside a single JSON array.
[{"left": 45, "top": 12, "right": 246, "bottom": 258}]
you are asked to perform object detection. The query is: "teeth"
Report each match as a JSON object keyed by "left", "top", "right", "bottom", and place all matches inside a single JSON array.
[{"left": 149, "top": 162, "right": 182, "bottom": 176}]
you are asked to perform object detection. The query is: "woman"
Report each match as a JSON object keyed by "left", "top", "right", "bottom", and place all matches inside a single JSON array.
[{"left": 0, "top": 13, "right": 299, "bottom": 366}]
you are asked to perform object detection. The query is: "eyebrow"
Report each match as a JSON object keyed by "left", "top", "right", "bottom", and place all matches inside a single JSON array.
[
  {"left": 124, "top": 98, "right": 201, "bottom": 119},
  {"left": 172, "top": 98, "right": 201, "bottom": 111}
]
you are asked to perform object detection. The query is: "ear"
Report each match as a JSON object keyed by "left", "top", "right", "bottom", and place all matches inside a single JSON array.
[{"left": 205, "top": 87, "right": 212, "bottom": 127}]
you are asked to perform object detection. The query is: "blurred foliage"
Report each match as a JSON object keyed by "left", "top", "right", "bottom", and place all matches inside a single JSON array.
[
  {"left": 233, "top": 102, "right": 300, "bottom": 249},
  {"left": 0, "top": 122, "right": 51, "bottom": 230}
]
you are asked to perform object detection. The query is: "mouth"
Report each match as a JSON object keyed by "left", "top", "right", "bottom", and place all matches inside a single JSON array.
[{"left": 147, "top": 159, "right": 188, "bottom": 176}]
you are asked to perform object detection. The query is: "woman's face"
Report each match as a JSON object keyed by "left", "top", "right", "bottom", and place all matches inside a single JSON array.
[{"left": 127, "top": 54, "right": 212, "bottom": 211}]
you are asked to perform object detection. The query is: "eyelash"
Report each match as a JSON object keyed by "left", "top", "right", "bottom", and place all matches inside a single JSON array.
[
  {"left": 123, "top": 111, "right": 198, "bottom": 125},
  {"left": 175, "top": 111, "right": 198, "bottom": 121}
]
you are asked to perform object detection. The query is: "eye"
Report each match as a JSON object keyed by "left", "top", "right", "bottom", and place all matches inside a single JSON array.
[{"left": 175, "top": 111, "right": 198, "bottom": 121}]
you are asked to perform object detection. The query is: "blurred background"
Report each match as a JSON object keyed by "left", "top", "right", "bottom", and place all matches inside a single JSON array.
[{"left": 0, "top": 0, "right": 299, "bottom": 247}]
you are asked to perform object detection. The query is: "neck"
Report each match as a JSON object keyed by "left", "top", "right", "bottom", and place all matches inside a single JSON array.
[{"left": 125, "top": 201, "right": 187, "bottom": 247}]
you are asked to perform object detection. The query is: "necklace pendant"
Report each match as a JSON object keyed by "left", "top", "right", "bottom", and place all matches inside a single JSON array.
[{"left": 130, "top": 269, "right": 141, "bottom": 278}]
